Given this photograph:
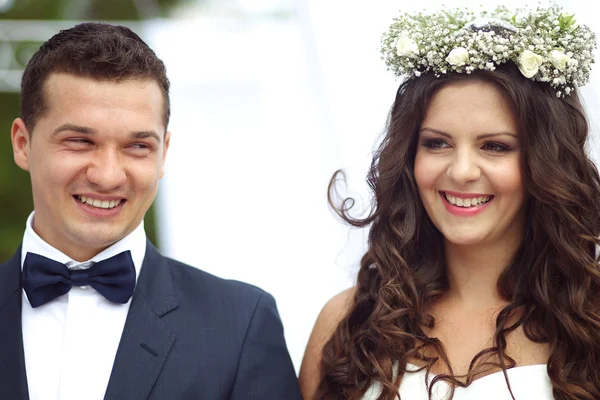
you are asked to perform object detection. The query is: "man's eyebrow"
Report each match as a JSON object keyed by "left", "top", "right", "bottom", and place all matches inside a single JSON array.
[
  {"left": 52, "top": 123, "right": 97, "bottom": 136},
  {"left": 419, "top": 127, "right": 519, "bottom": 140},
  {"left": 131, "top": 130, "right": 161, "bottom": 143},
  {"left": 51, "top": 124, "right": 162, "bottom": 142}
]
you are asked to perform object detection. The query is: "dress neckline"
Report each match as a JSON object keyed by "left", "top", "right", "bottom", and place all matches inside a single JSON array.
[{"left": 405, "top": 362, "right": 547, "bottom": 386}]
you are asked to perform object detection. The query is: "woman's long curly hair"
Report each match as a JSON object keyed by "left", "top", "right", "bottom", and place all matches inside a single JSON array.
[{"left": 316, "top": 61, "right": 600, "bottom": 400}]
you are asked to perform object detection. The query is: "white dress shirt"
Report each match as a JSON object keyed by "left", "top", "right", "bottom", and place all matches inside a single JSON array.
[{"left": 21, "top": 212, "right": 146, "bottom": 400}]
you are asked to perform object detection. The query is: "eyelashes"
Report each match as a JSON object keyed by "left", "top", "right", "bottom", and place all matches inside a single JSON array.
[
  {"left": 420, "top": 138, "right": 512, "bottom": 152},
  {"left": 481, "top": 142, "right": 511, "bottom": 152},
  {"left": 421, "top": 138, "right": 448, "bottom": 149}
]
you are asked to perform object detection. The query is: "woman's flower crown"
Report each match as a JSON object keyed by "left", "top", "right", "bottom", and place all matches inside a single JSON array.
[{"left": 380, "top": 4, "right": 596, "bottom": 97}]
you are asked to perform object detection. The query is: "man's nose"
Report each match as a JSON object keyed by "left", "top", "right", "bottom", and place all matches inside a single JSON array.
[{"left": 86, "top": 149, "right": 127, "bottom": 190}]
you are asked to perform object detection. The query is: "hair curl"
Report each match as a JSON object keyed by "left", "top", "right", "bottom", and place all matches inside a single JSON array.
[{"left": 317, "top": 61, "right": 600, "bottom": 400}]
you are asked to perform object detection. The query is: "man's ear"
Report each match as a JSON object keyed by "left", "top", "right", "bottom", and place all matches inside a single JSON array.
[
  {"left": 160, "top": 131, "right": 171, "bottom": 179},
  {"left": 12, "top": 118, "right": 32, "bottom": 172}
]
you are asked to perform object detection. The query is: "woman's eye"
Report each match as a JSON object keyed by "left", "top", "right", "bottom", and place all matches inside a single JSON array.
[
  {"left": 422, "top": 138, "right": 449, "bottom": 149},
  {"left": 482, "top": 142, "right": 510, "bottom": 152}
]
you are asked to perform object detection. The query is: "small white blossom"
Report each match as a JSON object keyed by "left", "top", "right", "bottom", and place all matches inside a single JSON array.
[
  {"left": 550, "top": 50, "right": 571, "bottom": 71},
  {"left": 446, "top": 47, "right": 470, "bottom": 66},
  {"left": 518, "top": 50, "right": 544, "bottom": 78},
  {"left": 396, "top": 36, "right": 419, "bottom": 56}
]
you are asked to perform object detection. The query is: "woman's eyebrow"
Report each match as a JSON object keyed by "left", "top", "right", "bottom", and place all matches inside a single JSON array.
[{"left": 419, "top": 127, "right": 519, "bottom": 140}]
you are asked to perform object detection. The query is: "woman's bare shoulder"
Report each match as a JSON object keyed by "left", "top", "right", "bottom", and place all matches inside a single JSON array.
[
  {"left": 319, "top": 286, "right": 356, "bottom": 326},
  {"left": 299, "top": 286, "right": 357, "bottom": 399}
]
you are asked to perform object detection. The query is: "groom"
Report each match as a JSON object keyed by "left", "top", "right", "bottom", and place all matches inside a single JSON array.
[{"left": 1, "top": 22, "right": 301, "bottom": 400}]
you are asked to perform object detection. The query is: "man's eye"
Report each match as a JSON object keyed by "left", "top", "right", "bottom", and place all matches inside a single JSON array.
[
  {"left": 129, "top": 143, "right": 151, "bottom": 150},
  {"left": 67, "top": 138, "right": 92, "bottom": 145}
]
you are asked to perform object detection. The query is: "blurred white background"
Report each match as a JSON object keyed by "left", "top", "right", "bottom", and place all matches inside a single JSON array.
[{"left": 147, "top": 0, "right": 600, "bottom": 372}]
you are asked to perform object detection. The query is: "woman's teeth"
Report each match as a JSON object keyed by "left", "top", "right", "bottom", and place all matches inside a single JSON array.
[
  {"left": 76, "top": 195, "right": 122, "bottom": 209},
  {"left": 444, "top": 193, "right": 491, "bottom": 208}
]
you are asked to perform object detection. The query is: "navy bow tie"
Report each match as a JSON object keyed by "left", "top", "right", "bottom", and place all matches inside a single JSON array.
[{"left": 22, "top": 251, "right": 136, "bottom": 308}]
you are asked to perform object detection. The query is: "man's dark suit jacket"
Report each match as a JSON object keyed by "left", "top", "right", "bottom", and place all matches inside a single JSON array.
[{"left": 0, "top": 242, "right": 302, "bottom": 399}]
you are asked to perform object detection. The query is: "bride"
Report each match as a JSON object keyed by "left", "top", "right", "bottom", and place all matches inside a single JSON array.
[{"left": 299, "top": 5, "right": 600, "bottom": 400}]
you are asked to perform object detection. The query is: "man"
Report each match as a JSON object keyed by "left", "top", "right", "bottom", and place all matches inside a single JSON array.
[{"left": 1, "top": 22, "right": 301, "bottom": 400}]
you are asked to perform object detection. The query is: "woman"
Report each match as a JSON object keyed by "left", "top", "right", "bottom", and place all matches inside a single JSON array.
[{"left": 299, "top": 5, "right": 600, "bottom": 400}]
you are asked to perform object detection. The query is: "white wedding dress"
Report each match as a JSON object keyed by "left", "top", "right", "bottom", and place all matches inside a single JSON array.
[{"left": 362, "top": 363, "right": 553, "bottom": 400}]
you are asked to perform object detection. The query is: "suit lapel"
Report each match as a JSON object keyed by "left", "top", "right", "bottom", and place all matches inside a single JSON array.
[
  {"left": 104, "top": 242, "right": 179, "bottom": 400},
  {"left": 0, "top": 248, "right": 29, "bottom": 400}
]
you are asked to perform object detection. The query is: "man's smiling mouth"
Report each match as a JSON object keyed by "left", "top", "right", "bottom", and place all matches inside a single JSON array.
[{"left": 74, "top": 195, "right": 125, "bottom": 209}]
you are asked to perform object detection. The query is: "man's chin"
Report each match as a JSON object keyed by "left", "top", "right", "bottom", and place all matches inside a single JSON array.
[{"left": 65, "top": 229, "right": 130, "bottom": 257}]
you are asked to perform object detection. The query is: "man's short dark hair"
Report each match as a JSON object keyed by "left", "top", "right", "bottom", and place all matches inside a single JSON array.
[{"left": 21, "top": 22, "right": 170, "bottom": 132}]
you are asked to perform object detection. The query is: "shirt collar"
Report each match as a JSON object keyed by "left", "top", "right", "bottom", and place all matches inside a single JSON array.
[{"left": 21, "top": 211, "right": 146, "bottom": 281}]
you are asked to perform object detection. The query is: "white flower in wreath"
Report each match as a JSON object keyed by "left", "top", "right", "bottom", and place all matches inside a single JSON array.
[
  {"left": 396, "top": 36, "right": 419, "bottom": 56},
  {"left": 550, "top": 50, "right": 571, "bottom": 71},
  {"left": 446, "top": 47, "right": 469, "bottom": 66},
  {"left": 518, "top": 50, "right": 544, "bottom": 78}
]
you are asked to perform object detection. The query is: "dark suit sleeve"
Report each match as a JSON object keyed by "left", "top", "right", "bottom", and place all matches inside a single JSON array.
[{"left": 229, "top": 291, "right": 302, "bottom": 400}]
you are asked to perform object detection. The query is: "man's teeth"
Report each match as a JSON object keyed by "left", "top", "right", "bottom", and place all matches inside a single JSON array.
[
  {"left": 444, "top": 193, "right": 491, "bottom": 208},
  {"left": 77, "top": 195, "right": 122, "bottom": 209}
]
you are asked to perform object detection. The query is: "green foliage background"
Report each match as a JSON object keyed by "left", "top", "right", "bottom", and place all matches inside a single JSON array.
[{"left": 0, "top": 0, "right": 190, "bottom": 261}]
